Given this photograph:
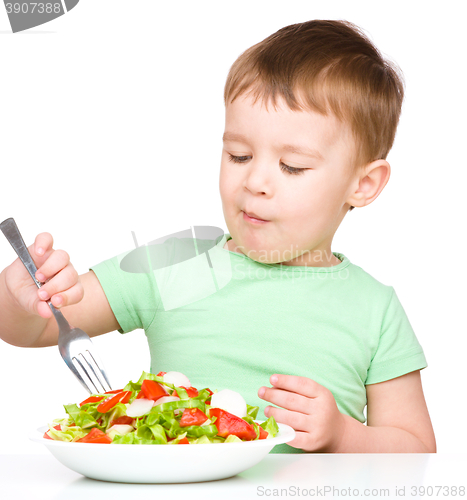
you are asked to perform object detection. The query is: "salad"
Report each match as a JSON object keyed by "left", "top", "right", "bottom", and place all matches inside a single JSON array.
[{"left": 44, "top": 370, "right": 279, "bottom": 445}]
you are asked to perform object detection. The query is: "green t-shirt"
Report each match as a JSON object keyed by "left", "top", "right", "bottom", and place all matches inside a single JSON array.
[{"left": 90, "top": 232, "right": 427, "bottom": 453}]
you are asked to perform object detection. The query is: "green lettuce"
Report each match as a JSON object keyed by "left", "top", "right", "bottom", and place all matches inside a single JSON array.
[
  {"left": 151, "top": 398, "right": 206, "bottom": 414},
  {"left": 193, "top": 389, "right": 212, "bottom": 403},
  {"left": 46, "top": 423, "right": 87, "bottom": 442},
  {"left": 260, "top": 416, "right": 279, "bottom": 438},
  {"left": 112, "top": 431, "right": 157, "bottom": 445},
  {"left": 64, "top": 403, "right": 100, "bottom": 429},
  {"left": 180, "top": 424, "right": 218, "bottom": 438},
  {"left": 136, "top": 423, "right": 167, "bottom": 444},
  {"left": 225, "top": 434, "right": 243, "bottom": 443},
  {"left": 247, "top": 405, "right": 259, "bottom": 419},
  {"left": 190, "top": 435, "right": 225, "bottom": 444}
]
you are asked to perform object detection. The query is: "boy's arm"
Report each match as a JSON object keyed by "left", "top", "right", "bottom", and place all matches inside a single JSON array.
[
  {"left": 0, "top": 231, "right": 121, "bottom": 348},
  {"left": 258, "top": 370, "right": 436, "bottom": 453},
  {"left": 0, "top": 269, "right": 120, "bottom": 348},
  {"left": 335, "top": 370, "right": 436, "bottom": 453}
]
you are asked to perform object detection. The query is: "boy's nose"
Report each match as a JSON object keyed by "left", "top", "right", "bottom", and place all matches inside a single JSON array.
[{"left": 242, "top": 160, "right": 273, "bottom": 195}]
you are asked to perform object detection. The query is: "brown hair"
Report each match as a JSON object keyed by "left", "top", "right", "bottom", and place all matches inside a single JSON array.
[{"left": 223, "top": 20, "right": 405, "bottom": 211}]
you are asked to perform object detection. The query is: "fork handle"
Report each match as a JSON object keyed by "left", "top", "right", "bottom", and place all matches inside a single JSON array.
[{"left": 0, "top": 217, "right": 72, "bottom": 333}]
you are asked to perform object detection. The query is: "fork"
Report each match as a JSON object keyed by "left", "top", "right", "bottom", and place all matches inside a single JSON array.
[{"left": 0, "top": 217, "right": 113, "bottom": 394}]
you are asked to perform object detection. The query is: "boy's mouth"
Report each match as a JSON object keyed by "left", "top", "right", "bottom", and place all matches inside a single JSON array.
[{"left": 242, "top": 211, "right": 270, "bottom": 223}]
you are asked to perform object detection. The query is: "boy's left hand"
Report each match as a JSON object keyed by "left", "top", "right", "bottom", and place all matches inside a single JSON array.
[{"left": 258, "top": 374, "right": 346, "bottom": 452}]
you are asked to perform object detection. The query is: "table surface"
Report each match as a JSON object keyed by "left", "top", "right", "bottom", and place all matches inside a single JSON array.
[{"left": 2, "top": 452, "right": 466, "bottom": 499}]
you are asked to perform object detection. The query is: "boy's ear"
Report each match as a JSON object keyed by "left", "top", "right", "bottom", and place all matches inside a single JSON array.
[{"left": 346, "top": 159, "right": 391, "bottom": 209}]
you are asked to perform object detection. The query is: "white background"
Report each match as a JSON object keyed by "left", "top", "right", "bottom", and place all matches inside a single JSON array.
[{"left": 0, "top": 0, "right": 465, "bottom": 457}]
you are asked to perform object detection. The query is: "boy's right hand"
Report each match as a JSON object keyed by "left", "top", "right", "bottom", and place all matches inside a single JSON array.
[{"left": 4, "top": 232, "right": 84, "bottom": 319}]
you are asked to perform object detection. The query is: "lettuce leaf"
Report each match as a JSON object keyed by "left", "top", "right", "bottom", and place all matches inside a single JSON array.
[
  {"left": 64, "top": 404, "right": 99, "bottom": 429},
  {"left": 225, "top": 434, "right": 243, "bottom": 443},
  {"left": 151, "top": 398, "right": 206, "bottom": 414},
  {"left": 136, "top": 423, "right": 167, "bottom": 444},
  {"left": 112, "top": 431, "right": 157, "bottom": 445},
  {"left": 46, "top": 423, "right": 87, "bottom": 442},
  {"left": 193, "top": 389, "right": 212, "bottom": 403},
  {"left": 260, "top": 416, "right": 279, "bottom": 438},
  {"left": 181, "top": 424, "right": 218, "bottom": 438},
  {"left": 190, "top": 434, "right": 225, "bottom": 444},
  {"left": 247, "top": 405, "right": 259, "bottom": 419},
  {"left": 174, "top": 387, "right": 189, "bottom": 399}
]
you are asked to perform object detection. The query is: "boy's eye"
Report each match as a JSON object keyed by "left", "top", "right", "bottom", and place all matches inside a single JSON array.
[
  {"left": 279, "top": 163, "right": 306, "bottom": 175},
  {"left": 227, "top": 154, "right": 306, "bottom": 175},
  {"left": 228, "top": 154, "right": 250, "bottom": 164}
]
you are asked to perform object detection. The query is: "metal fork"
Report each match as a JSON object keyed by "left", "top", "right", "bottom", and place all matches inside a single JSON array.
[{"left": 0, "top": 217, "right": 112, "bottom": 394}]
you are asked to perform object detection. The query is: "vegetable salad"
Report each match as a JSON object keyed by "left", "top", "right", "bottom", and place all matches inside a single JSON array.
[{"left": 44, "top": 370, "right": 279, "bottom": 444}]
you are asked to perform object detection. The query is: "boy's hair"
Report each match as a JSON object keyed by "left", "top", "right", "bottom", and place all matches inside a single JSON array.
[{"left": 224, "top": 20, "right": 405, "bottom": 211}]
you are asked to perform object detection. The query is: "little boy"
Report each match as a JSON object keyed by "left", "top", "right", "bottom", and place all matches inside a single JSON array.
[{"left": 0, "top": 19, "right": 435, "bottom": 453}]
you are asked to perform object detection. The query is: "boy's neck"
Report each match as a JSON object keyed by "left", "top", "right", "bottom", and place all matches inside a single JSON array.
[{"left": 223, "top": 238, "right": 342, "bottom": 267}]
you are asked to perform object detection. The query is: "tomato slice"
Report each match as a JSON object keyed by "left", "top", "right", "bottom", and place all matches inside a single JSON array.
[
  {"left": 120, "top": 391, "right": 131, "bottom": 404},
  {"left": 180, "top": 386, "right": 199, "bottom": 398},
  {"left": 109, "top": 416, "right": 134, "bottom": 427},
  {"left": 76, "top": 427, "right": 112, "bottom": 444},
  {"left": 179, "top": 408, "right": 208, "bottom": 427},
  {"left": 97, "top": 391, "right": 132, "bottom": 413},
  {"left": 141, "top": 379, "right": 167, "bottom": 402},
  {"left": 79, "top": 395, "right": 105, "bottom": 406},
  {"left": 258, "top": 426, "right": 269, "bottom": 440},
  {"left": 209, "top": 408, "right": 257, "bottom": 441}
]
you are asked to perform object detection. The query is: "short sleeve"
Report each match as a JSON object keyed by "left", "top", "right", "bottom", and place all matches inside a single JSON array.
[
  {"left": 89, "top": 247, "right": 160, "bottom": 334},
  {"left": 365, "top": 287, "right": 427, "bottom": 385}
]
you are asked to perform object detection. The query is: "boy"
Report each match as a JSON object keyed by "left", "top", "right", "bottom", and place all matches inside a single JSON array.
[{"left": 0, "top": 19, "right": 435, "bottom": 453}]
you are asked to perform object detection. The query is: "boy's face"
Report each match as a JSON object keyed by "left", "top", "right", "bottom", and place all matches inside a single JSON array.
[{"left": 219, "top": 92, "right": 359, "bottom": 266}]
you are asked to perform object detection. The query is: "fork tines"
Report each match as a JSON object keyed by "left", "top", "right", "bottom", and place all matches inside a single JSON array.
[{"left": 68, "top": 350, "right": 113, "bottom": 395}]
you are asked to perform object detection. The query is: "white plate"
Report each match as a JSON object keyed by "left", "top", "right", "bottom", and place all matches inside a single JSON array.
[{"left": 29, "top": 422, "right": 295, "bottom": 483}]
